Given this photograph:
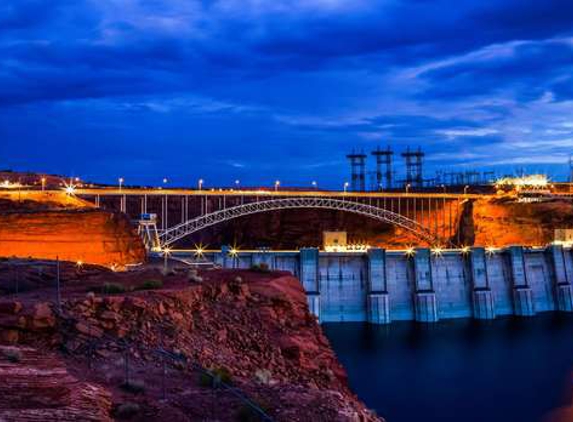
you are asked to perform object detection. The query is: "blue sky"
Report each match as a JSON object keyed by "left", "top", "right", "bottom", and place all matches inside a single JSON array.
[{"left": 1, "top": 0, "right": 573, "bottom": 188}]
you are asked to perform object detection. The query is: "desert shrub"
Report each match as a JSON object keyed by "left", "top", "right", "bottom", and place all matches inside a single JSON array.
[
  {"left": 121, "top": 379, "right": 145, "bottom": 394},
  {"left": 2, "top": 348, "right": 22, "bottom": 363},
  {"left": 213, "top": 366, "right": 232, "bottom": 385},
  {"left": 199, "top": 367, "right": 232, "bottom": 388},
  {"left": 134, "top": 279, "right": 163, "bottom": 291},
  {"left": 250, "top": 263, "right": 270, "bottom": 273},
  {"left": 115, "top": 402, "right": 140, "bottom": 419},
  {"left": 93, "top": 283, "right": 128, "bottom": 294},
  {"left": 198, "top": 372, "right": 214, "bottom": 387}
]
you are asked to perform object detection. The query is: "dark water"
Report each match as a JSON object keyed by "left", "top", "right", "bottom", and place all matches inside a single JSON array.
[{"left": 323, "top": 315, "right": 573, "bottom": 422}]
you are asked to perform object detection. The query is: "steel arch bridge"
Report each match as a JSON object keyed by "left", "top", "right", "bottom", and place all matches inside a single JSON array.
[{"left": 154, "top": 197, "right": 443, "bottom": 249}]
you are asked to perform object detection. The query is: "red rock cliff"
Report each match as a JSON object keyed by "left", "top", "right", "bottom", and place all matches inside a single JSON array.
[
  {"left": 0, "top": 209, "right": 145, "bottom": 267},
  {"left": 0, "top": 263, "right": 381, "bottom": 421}
]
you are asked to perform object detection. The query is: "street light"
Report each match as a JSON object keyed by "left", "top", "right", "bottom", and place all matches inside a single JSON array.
[
  {"left": 464, "top": 185, "right": 470, "bottom": 195},
  {"left": 312, "top": 181, "right": 317, "bottom": 189},
  {"left": 274, "top": 180, "right": 280, "bottom": 192},
  {"left": 163, "top": 178, "right": 168, "bottom": 185},
  {"left": 441, "top": 184, "right": 446, "bottom": 194},
  {"left": 406, "top": 183, "right": 411, "bottom": 194},
  {"left": 118, "top": 177, "right": 124, "bottom": 191},
  {"left": 198, "top": 179, "right": 204, "bottom": 190},
  {"left": 235, "top": 180, "right": 240, "bottom": 189},
  {"left": 41, "top": 177, "right": 46, "bottom": 192},
  {"left": 344, "top": 182, "right": 349, "bottom": 193}
]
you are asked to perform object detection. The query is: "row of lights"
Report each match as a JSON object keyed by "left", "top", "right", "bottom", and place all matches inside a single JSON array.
[
  {"left": 115, "top": 177, "right": 323, "bottom": 192},
  {"left": 157, "top": 244, "right": 504, "bottom": 259}
]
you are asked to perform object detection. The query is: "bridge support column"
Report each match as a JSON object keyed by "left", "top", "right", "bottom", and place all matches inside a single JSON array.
[
  {"left": 300, "top": 248, "right": 320, "bottom": 320},
  {"left": 367, "top": 248, "right": 390, "bottom": 324},
  {"left": 548, "top": 245, "right": 573, "bottom": 312},
  {"left": 413, "top": 248, "right": 438, "bottom": 322},
  {"left": 508, "top": 246, "right": 535, "bottom": 317},
  {"left": 470, "top": 247, "right": 496, "bottom": 320}
]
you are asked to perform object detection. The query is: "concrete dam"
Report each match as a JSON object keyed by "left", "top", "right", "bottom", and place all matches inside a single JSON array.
[{"left": 198, "top": 245, "right": 573, "bottom": 324}]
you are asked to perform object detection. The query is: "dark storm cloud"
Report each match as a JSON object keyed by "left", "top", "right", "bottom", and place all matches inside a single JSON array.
[{"left": 1, "top": 0, "right": 573, "bottom": 185}]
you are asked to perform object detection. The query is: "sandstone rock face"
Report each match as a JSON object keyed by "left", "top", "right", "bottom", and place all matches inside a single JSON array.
[
  {"left": 469, "top": 198, "right": 573, "bottom": 246},
  {"left": 0, "top": 345, "right": 113, "bottom": 421},
  {"left": 0, "top": 266, "right": 380, "bottom": 421},
  {"left": 0, "top": 209, "right": 145, "bottom": 267}
]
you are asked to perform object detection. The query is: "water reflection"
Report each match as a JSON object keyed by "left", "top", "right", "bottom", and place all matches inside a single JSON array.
[{"left": 323, "top": 315, "right": 573, "bottom": 422}]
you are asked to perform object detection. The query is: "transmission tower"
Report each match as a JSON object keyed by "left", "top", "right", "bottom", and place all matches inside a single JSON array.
[
  {"left": 347, "top": 150, "right": 367, "bottom": 191},
  {"left": 372, "top": 146, "right": 393, "bottom": 190},
  {"left": 401, "top": 147, "right": 425, "bottom": 188}
]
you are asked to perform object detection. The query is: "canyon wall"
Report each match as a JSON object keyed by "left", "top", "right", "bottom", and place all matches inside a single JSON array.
[
  {"left": 0, "top": 209, "right": 145, "bottom": 267},
  {"left": 469, "top": 198, "right": 573, "bottom": 247}
]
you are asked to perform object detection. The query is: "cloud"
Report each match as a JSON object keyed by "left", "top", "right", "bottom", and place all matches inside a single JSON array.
[{"left": 2, "top": 1, "right": 573, "bottom": 184}]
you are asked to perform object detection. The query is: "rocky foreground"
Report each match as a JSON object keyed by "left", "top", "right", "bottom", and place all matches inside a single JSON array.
[{"left": 0, "top": 260, "right": 380, "bottom": 421}]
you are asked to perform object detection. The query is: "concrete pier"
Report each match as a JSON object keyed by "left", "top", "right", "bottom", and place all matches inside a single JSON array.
[
  {"left": 508, "top": 246, "right": 535, "bottom": 316},
  {"left": 413, "top": 249, "right": 439, "bottom": 322},
  {"left": 469, "top": 248, "right": 496, "bottom": 319},
  {"left": 367, "top": 248, "right": 390, "bottom": 324},
  {"left": 201, "top": 244, "right": 573, "bottom": 324}
]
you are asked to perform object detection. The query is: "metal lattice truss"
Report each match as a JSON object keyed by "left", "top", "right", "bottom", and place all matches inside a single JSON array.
[{"left": 157, "top": 197, "right": 441, "bottom": 249}]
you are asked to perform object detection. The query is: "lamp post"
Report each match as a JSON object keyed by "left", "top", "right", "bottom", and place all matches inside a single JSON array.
[
  {"left": 198, "top": 179, "right": 204, "bottom": 191},
  {"left": 312, "top": 181, "right": 317, "bottom": 190},
  {"left": 441, "top": 184, "right": 446, "bottom": 194},
  {"left": 464, "top": 185, "right": 470, "bottom": 195},
  {"left": 118, "top": 177, "right": 124, "bottom": 191},
  {"left": 406, "top": 183, "right": 411, "bottom": 194},
  {"left": 274, "top": 180, "right": 280, "bottom": 192},
  {"left": 41, "top": 177, "right": 46, "bottom": 192},
  {"left": 344, "top": 182, "right": 349, "bottom": 193},
  {"left": 235, "top": 180, "right": 240, "bottom": 190}
]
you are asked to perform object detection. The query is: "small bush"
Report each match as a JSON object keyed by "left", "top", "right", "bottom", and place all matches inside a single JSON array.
[
  {"left": 198, "top": 372, "right": 214, "bottom": 387},
  {"left": 212, "top": 366, "right": 232, "bottom": 385},
  {"left": 121, "top": 379, "right": 146, "bottom": 394},
  {"left": 115, "top": 402, "right": 140, "bottom": 419},
  {"left": 250, "top": 263, "right": 270, "bottom": 273},
  {"left": 2, "top": 348, "right": 22, "bottom": 363},
  {"left": 94, "top": 283, "right": 128, "bottom": 294},
  {"left": 198, "top": 367, "right": 232, "bottom": 388},
  {"left": 134, "top": 279, "right": 163, "bottom": 291}
]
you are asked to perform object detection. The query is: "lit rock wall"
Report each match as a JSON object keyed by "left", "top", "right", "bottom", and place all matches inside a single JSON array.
[{"left": 0, "top": 209, "right": 145, "bottom": 267}]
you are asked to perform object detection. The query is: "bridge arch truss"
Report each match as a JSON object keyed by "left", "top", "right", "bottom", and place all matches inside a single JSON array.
[{"left": 156, "top": 197, "right": 444, "bottom": 249}]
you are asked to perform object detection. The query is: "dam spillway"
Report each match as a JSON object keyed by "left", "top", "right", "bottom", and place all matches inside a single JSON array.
[{"left": 194, "top": 244, "right": 573, "bottom": 324}]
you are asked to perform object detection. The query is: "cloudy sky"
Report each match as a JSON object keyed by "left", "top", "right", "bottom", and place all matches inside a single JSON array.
[{"left": 1, "top": 0, "right": 573, "bottom": 188}]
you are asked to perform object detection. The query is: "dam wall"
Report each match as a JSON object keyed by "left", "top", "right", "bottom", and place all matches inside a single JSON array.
[{"left": 201, "top": 245, "right": 573, "bottom": 324}]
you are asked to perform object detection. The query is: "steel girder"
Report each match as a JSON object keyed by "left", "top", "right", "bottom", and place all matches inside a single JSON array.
[{"left": 158, "top": 197, "right": 441, "bottom": 248}]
